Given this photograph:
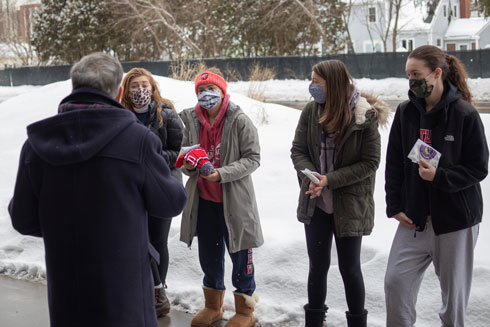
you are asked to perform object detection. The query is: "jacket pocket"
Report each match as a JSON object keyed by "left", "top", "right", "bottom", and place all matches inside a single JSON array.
[{"left": 431, "top": 188, "right": 474, "bottom": 231}]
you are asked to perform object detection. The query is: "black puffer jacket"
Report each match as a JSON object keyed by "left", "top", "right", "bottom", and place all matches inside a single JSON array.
[
  {"left": 144, "top": 100, "right": 184, "bottom": 180},
  {"left": 385, "top": 81, "right": 489, "bottom": 235}
]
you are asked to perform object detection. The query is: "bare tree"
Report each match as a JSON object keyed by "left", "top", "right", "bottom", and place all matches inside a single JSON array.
[
  {"left": 355, "top": 0, "right": 405, "bottom": 53},
  {"left": 341, "top": 0, "right": 356, "bottom": 53},
  {"left": 108, "top": 0, "right": 202, "bottom": 58},
  {"left": 391, "top": 0, "right": 403, "bottom": 53},
  {"left": 293, "top": 0, "right": 345, "bottom": 55}
]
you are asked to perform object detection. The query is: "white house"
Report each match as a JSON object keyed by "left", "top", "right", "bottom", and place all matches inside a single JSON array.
[{"left": 345, "top": 0, "right": 490, "bottom": 53}]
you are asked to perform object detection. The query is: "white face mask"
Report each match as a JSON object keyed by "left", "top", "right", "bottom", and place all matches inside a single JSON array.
[
  {"left": 130, "top": 88, "right": 152, "bottom": 107},
  {"left": 197, "top": 90, "right": 222, "bottom": 110}
]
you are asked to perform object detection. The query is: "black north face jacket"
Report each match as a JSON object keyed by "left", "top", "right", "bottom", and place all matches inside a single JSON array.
[
  {"left": 385, "top": 82, "right": 488, "bottom": 235},
  {"left": 9, "top": 87, "right": 187, "bottom": 327}
]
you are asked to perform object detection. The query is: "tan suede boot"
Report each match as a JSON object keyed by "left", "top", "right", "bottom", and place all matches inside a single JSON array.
[
  {"left": 225, "top": 292, "right": 259, "bottom": 327},
  {"left": 191, "top": 286, "right": 225, "bottom": 327}
]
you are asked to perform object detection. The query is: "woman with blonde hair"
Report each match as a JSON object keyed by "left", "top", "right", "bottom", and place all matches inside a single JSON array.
[{"left": 121, "top": 68, "right": 184, "bottom": 317}]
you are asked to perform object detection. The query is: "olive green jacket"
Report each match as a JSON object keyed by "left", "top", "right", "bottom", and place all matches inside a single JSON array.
[
  {"left": 179, "top": 102, "right": 263, "bottom": 253},
  {"left": 290, "top": 95, "right": 390, "bottom": 237}
]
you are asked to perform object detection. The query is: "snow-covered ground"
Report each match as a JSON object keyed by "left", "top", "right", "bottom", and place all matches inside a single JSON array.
[
  {"left": 1, "top": 77, "right": 489, "bottom": 327},
  {"left": 228, "top": 78, "right": 490, "bottom": 103}
]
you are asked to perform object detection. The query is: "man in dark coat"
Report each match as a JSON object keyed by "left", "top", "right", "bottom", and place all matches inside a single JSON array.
[{"left": 8, "top": 52, "right": 187, "bottom": 327}]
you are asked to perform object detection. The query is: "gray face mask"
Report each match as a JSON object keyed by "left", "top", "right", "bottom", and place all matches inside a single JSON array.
[
  {"left": 409, "top": 71, "right": 434, "bottom": 98},
  {"left": 197, "top": 90, "right": 222, "bottom": 110},
  {"left": 309, "top": 84, "right": 326, "bottom": 104}
]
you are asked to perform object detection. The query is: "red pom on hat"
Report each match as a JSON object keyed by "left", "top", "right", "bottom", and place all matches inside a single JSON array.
[{"left": 195, "top": 72, "right": 227, "bottom": 96}]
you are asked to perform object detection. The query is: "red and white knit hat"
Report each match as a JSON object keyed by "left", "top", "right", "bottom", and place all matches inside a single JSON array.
[{"left": 195, "top": 72, "right": 227, "bottom": 96}]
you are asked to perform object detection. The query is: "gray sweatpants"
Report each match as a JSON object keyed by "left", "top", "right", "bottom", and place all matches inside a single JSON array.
[{"left": 384, "top": 220, "right": 479, "bottom": 327}]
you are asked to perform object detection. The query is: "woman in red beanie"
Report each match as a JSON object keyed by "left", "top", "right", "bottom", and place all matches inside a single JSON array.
[{"left": 179, "top": 71, "right": 263, "bottom": 327}]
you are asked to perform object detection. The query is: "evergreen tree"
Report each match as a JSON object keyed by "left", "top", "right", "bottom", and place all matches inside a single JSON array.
[{"left": 32, "top": 0, "right": 117, "bottom": 64}]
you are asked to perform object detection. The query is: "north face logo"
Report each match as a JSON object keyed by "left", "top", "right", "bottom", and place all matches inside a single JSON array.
[{"left": 444, "top": 135, "right": 455, "bottom": 141}]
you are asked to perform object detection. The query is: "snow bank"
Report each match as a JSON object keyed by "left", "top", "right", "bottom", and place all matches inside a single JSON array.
[{"left": 228, "top": 78, "right": 490, "bottom": 103}]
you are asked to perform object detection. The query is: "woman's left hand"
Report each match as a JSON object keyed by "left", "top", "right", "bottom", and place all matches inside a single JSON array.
[
  {"left": 305, "top": 173, "right": 328, "bottom": 199},
  {"left": 201, "top": 169, "right": 221, "bottom": 182},
  {"left": 419, "top": 159, "right": 436, "bottom": 181}
]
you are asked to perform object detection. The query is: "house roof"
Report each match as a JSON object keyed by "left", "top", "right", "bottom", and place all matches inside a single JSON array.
[
  {"left": 445, "top": 17, "right": 490, "bottom": 38},
  {"left": 396, "top": 1, "right": 432, "bottom": 32}
]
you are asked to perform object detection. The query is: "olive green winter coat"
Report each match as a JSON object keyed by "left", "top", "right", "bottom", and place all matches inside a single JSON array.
[{"left": 290, "top": 95, "right": 390, "bottom": 237}]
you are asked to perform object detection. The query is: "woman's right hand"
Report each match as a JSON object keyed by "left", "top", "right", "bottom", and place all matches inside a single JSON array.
[
  {"left": 393, "top": 212, "right": 415, "bottom": 228},
  {"left": 305, "top": 174, "right": 327, "bottom": 199}
]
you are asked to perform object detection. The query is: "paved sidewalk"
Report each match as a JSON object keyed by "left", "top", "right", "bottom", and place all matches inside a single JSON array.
[{"left": 0, "top": 275, "right": 225, "bottom": 327}]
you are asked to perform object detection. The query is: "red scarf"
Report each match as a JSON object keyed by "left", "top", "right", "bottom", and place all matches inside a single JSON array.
[{"left": 194, "top": 94, "right": 230, "bottom": 203}]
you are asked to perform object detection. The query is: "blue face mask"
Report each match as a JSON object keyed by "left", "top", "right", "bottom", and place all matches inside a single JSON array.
[
  {"left": 197, "top": 90, "right": 222, "bottom": 110},
  {"left": 309, "top": 84, "right": 326, "bottom": 104}
]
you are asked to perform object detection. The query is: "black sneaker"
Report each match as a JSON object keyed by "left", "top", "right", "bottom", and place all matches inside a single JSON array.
[{"left": 155, "top": 287, "right": 170, "bottom": 317}]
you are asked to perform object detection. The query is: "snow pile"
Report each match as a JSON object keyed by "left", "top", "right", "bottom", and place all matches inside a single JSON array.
[
  {"left": 0, "top": 86, "right": 41, "bottom": 104},
  {"left": 1, "top": 77, "right": 489, "bottom": 326},
  {"left": 229, "top": 78, "right": 490, "bottom": 103}
]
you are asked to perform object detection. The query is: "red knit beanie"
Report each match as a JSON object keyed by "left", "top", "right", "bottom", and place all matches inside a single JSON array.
[{"left": 195, "top": 72, "right": 227, "bottom": 96}]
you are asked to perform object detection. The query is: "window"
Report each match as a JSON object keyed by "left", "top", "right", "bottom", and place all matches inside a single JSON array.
[
  {"left": 401, "top": 39, "right": 414, "bottom": 51},
  {"left": 447, "top": 43, "right": 456, "bottom": 51},
  {"left": 368, "top": 7, "right": 376, "bottom": 23},
  {"left": 459, "top": 44, "right": 468, "bottom": 50},
  {"left": 436, "top": 38, "right": 442, "bottom": 47},
  {"left": 363, "top": 41, "right": 382, "bottom": 53},
  {"left": 454, "top": 5, "right": 457, "bottom": 17},
  {"left": 443, "top": 5, "right": 447, "bottom": 17}
]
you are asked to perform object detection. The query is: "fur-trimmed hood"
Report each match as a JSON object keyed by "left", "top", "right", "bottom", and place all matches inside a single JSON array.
[{"left": 354, "top": 92, "right": 391, "bottom": 127}]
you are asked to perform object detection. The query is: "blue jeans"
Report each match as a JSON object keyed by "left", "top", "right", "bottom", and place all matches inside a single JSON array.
[{"left": 196, "top": 197, "right": 255, "bottom": 296}]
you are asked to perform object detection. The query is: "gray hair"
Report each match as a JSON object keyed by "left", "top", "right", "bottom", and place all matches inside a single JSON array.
[{"left": 70, "top": 52, "right": 123, "bottom": 98}]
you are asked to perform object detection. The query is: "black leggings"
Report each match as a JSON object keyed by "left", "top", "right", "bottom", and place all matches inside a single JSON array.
[
  {"left": 304, "top": 207, "right": 365, "bottom": 314},
  {"left": 149, "top": 216, "right": 172, "bottom": 285}
]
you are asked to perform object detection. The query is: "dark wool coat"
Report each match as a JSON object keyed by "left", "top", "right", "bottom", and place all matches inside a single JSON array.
[
  {"left": 8, "top": 87, "right": 187, "bottom": 327},
  {"left": 385, "top": 81, "right": 489, "bottom": 234},
  {"left": 291, "top": 95, "right": 390, "bottom": 237}
]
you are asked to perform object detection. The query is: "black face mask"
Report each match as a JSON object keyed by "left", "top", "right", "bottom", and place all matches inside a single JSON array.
[{"left": 409, "top": 71, "right": 434, "bottom": 98}]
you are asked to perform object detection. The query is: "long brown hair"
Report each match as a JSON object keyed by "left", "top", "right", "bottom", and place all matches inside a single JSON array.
[
  {"left": 121, "top": 68, "right": 175, "bottom": 127},
  {"left": 408, "top": 45, "right": 473, "bottom": 104},
  {"left": 313, "top": 60, "right": 354, "bottom": 145}
]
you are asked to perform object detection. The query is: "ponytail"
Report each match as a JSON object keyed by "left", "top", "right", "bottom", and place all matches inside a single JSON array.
[
  {"left": 445, "top": 54, "right": 473, "bottom": 104},
  {"left": 408, "top": 45, "right": 473, "bottom": 104}
]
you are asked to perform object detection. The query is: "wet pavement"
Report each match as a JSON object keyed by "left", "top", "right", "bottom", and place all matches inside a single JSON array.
[{"left": 0, "top": 275, "right": 226, "bottom": 327}]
